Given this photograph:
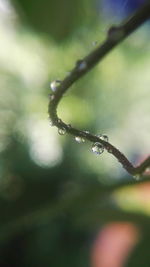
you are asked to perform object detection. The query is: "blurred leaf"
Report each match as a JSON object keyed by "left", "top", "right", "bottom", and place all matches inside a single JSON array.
[{"left": 12, "top": 0, "right": 97, "bottom": 40}]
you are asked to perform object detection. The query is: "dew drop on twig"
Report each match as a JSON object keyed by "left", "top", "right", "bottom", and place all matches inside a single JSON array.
[
  {"left": 83, "top": 130, "right": 90, "bottom": 137},
  {"left": 57, "top": 118, "right": 63, "bottom": 124},
  {"left": 92, "top": 142, "right": 104, "bottom": 155},
  {"left": 97, "top": 134, "right": 109, "bottom": 142},
  {"left": 50, "top": 80, "right": 61, "bottom": 92},
  {"left": 58, "top": 128, "right": 66, "bottom": 135},
  {"left": 49, "top": 119, "right": 54, "bottom": 127},
  {"left": 75, "top": 136, "right": 85, "bottom": 143}
]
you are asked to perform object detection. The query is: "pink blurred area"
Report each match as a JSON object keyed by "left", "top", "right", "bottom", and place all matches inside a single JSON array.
[
  {"left": 135, "top": 182, "right": 150, "bottom": 203},
  {"left": 91, "top": 222, "right": 139, "bottom": 267}
]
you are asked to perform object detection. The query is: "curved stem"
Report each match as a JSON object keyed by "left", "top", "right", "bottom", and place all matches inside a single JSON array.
[{"left": 48, "top": 2, "right": 150, "bottom": 176}]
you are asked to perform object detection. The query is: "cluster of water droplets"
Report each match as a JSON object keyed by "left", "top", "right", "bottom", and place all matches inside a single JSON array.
[
  {"left": 57, "top": 126, "right": 110, "bottom": 156},
  {"left": 48, "top": 90, "right": 110, "bottom": 155}
]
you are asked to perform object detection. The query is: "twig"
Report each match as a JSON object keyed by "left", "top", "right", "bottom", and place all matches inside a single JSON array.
[{"left": 48, "top": 2, "right": 150, "bottom": 176}]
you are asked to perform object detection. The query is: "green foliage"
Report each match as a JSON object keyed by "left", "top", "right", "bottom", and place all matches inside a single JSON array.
[
  {"left": 0, "top": 0, "right": 150, "bottom": 266},
  {"left": 12, "top": 0, "right": 96, "bottom": 41}
]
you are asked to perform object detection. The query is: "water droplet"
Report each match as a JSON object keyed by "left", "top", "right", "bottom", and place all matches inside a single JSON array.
[
  {"left": 76, "top": 60, "right": 87, "bottom": 71},
  {"left": 49, "top": 119, "right": 54, "bottom": 127},
  {"left": 67, "top": 124, "right": 71, "bottom": 129},
  {"left": 58, "top": 128, "right": 66, "bottom": 135},
  {"left": 99, "top": 134, "right": 109, "bottom": 142},
  {"left": 75, "top": 136, "right": 85, "bottom": 143},
  {"left": 103, "top": 135, "right": 108, "bottom": 142},
  {"left": 92, "top": 142, "right": 104, "bottom": 155},
  {"left": 133, "top": 174, "right": 140, "bottom": 181},
  {"left": 50, "top": 80, "right": 61, "bottom": 92},
  {"left": 57, "top": 118, "right": 62, "bottom": 124},
  {"left": 83, "top": 130, "right": 89, "bottom": 137}
]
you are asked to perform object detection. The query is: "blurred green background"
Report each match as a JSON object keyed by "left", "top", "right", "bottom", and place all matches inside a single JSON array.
[{"left": 0, "top": 0, "right": 150, "bottom": 266}]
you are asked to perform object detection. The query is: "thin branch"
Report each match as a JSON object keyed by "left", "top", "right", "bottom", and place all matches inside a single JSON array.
[{"left": 48, "top": 2, "right": 150, "bottom": 176}]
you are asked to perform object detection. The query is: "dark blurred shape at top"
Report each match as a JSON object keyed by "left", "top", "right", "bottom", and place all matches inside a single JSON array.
[
  {"left": 12, "top": 0, "right": 96, "bottom": 41},
  {"left": 101, "top": 0, "right": 146, "bottom": 19}
]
